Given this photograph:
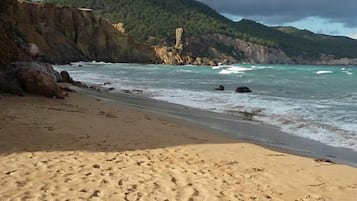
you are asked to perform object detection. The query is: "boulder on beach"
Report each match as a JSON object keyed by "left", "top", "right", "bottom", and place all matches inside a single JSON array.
[
  {"left": 10, "top": 62, "right": 62, "bottom": 82},
  {"left": 0, "top": 62, "right": 66, "bottom": 98},
  {"left": 0, "top": 71, "right": 25, "bottom": 96},
  {"left": 235, "top": 86, "right": 252, "bottom": 93},
  {"left": 16, "top": 68, "right": 65, "bottom": 99},
  {"left": 60, "top": 71, "right": 73, "bottom": 83}
]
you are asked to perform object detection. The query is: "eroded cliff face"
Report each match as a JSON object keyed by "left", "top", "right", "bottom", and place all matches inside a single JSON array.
[
  {"left": 186, "top": 33, "right": 357, "bottom": 65},
  {"left": 186, "top": 34, "right": 292, "bottom": 64},
  {"left": 0, "top": 0, "right": 157, "bottom": 68}
]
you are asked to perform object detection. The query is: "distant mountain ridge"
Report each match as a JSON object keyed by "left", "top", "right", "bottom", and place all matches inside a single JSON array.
[{"left": 41, "top": 0, "right": 357, "bottom": 64}]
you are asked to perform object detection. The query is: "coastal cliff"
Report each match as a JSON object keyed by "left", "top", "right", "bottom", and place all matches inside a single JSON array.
[
  {"left": 0, "top": 0, "right": 157, "bottom": 68},
  {"left": 156, "top": 32, "right": 357, "bottom": 65},
  {"left": 44, "top": 0, "right": 357, "bottom": 65},
  {"left": 186, "top": 33, "right": 292, "bottom": 64},
  {"left": 1, "top": 0, "right": 356, "bottom": 67}
]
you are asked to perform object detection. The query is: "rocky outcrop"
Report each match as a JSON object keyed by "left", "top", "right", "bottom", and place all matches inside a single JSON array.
[
  {"left": 175, "top": 28, "right": 184, "bottom": 50},
  {"left": 155, "top": 28, "right": 220, "bottom": 66},
  {"left": 0, "top": 71, "right": 25, "bottom": 96},
  {"left": 154, "top": 46, "right": 191, "bottom": 65},
  {"left": 0, "top": 62, "right": 65, "bottom": 98},
  {"left": 60, "top": 71, "right": 74, "bottom": 83},
  {"left": 113, "top": 23, "right": 126, "bottom": 34},
  {"left": 155, "top": 28, "right": 189, "bottom": 65},
  {"left": 186, "top": 33, "right": 291, "bottom": 64},
  {"left": 9, "top": 62, "right": 62, "bottom": 81},
  {"left": 16, "top": 68, "right": 65, "bottom": 99},
  {"left": 185, "top": 33, "right": 357, "bottom": 65},
  {"left": 0, "top": 0, "right": 157, "bottom": 66}
]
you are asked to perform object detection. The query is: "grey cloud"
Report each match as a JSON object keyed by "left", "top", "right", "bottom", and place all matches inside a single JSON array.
[{"left": 197, "top": 0, "right": 357, "bottom": 27}]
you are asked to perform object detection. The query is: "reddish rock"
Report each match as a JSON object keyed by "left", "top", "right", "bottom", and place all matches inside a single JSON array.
[{"left": 16, "top": 69, "right": 65, "bottom": 99}]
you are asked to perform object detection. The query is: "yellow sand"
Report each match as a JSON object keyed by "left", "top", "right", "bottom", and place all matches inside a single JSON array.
[{"left": 0, "top": 93, "right": 356, "bottom": 201}]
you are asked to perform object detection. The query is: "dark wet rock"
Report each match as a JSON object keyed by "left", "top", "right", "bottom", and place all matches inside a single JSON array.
[
  {"left": 314, "top": 159, "right": 335, "bottom": 164},
  {"left": 103, "top": 82, "right": 112, "bottom": 86},
  {"left": 72, "top": 81, "right": 87, "bottom": 88},
  {"left": 0, "top": 71, "right": 25, "bottom": 96},
  {"left": 121, "top": 90, "right": 131, "bottom": 94},
  {"left": 235, "top": 87, "right": 252, "bottom": 93},
  {"left": 108, "top": 87, "right": 115, "bottom": 91},
  {"left": 214, "top": 85, "right": 225, "bottom": 91},
  {"left": 60, "top": 71, "right": 73, "bottom": 83}
]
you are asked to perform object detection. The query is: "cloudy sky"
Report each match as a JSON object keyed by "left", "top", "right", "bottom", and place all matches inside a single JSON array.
[{"left": 198, "top": 0, "right": 357, "bottom": 39}]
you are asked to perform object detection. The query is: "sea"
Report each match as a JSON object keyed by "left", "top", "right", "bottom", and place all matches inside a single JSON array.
[{"left": 55, "top": 62, "right": 357, "bottom": 152}]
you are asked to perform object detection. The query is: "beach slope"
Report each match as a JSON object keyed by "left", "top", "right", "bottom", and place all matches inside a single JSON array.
[{"left": 0, "top": 93, "right": 356, "bottom": 200}]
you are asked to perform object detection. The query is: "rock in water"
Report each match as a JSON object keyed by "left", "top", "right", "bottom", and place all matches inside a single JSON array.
[
  {"left": 235, "top": 87, "right": 252, "bottom": 93},
  {"left": 175, "top": 28, "right": 184, "bottom": 50},
  {"left": 16, "top": 69, "right": 65, "bottom": 99},
  {"left": 214, "top": 85, "right": 225, "bottom": 91}
]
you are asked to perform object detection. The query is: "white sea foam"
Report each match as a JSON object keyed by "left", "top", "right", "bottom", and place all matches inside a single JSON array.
[
  {"left": 150, "top": 88, "right": 357, "bottom": 151},
  {"left": 342, "top": 71, "right": 353, "bottom": 75},
  {"left": 256, "top": 66, "right": 275, "bottom": 69},
  {"left": 219, "top": 66, "right": 254, "bottom": 74},
  {"left": 255, "top": 114, "right": 357, "bottom": 152},
  {"left": 91, "top": 61, "right": 113, "bottom": 64},
  {"left": 56, "top": 63, "right": 357, "bottom": 152},
  {"left": 316, "top": 70, "right": 333, "bottom": 74}
]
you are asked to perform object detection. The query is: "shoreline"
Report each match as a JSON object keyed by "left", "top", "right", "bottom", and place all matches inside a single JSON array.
[
  {"left": 74, "top": 86, "right": 357, "bottom": 167},
  {"left": 1, "top": 91, "right": 357, "bottom": 200}
]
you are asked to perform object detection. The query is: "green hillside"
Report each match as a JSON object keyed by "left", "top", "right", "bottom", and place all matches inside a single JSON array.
[
  {"left": 43, "top": 0, "right": 273, "bottom": 46},
  {"left": 235, "top": 19, "right": 357, "bottom": 58},
  {"left": 45, "top": 0, "right": 233, "bottom": 40},
  {"left": 45, "top": 0, "right": 357, "bottom": 59}
]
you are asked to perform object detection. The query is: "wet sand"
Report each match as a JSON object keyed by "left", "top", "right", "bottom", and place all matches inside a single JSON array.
[{"left": 0, "top": 92, "right": 356, "bottom": 200}]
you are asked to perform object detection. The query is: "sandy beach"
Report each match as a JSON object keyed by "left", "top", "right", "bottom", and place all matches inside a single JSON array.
[{"left": 0, "top": 92, "right": 356, "bottom": 201}]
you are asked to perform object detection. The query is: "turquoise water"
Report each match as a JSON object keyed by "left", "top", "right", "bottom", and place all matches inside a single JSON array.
[{"left": 56, "top": 62, "right": 357, "bottom": 151}]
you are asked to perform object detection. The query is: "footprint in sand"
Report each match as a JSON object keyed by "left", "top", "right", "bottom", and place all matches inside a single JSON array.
[
  {"left": 90, "top": 190, "right": 101, "bottom": 198},
  {"left": 297, "top": 194, "right": 327, "bottom": 201},
  {"left": 98, "top": 111, "right": 117, "bottom": 118}
]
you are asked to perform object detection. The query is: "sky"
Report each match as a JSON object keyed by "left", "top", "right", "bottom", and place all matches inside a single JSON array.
[{"left": 197, "top": 0, "right": 357, "bottom": 39}]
